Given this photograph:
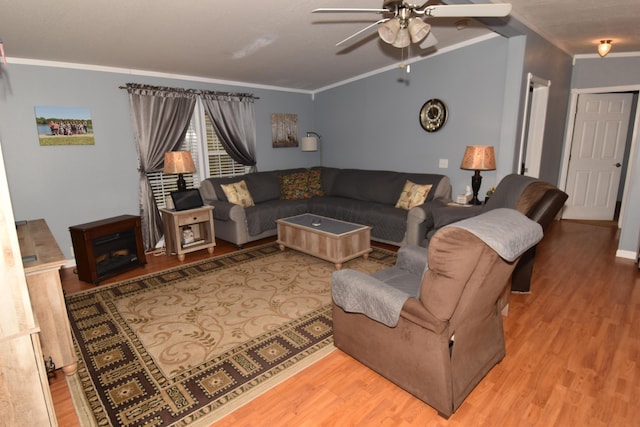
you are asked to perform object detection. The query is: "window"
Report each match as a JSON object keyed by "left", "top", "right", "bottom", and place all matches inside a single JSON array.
[
  {"left": 204, "top": 114, "right": 249, "bottom": 178},
  {"left": 149, "top": 101, "right": 248, "bottom": 209}
]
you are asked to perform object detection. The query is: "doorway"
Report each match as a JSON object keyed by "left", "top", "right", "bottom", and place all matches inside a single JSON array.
[
  {"left": 562, "top": 92, "right": 635, "bottom": 220},
  {"left": 560, "top": 90, "right": 639, "bottom": 224},
  {"left": 517, "top": 73, "right": 551, "bottom": 178}
]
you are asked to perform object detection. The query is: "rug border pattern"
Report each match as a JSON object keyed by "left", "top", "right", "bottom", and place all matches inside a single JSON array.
[{"left": 65, "top": 243, "right": 397, "bottom": 426}]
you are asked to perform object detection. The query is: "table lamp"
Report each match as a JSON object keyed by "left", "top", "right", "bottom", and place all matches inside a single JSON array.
[
  {"left": 164, "top": 151, "right": 196, "bottom": 191},
  {"left": 460, "top": 145, "right": 496, "bottom": 205}
]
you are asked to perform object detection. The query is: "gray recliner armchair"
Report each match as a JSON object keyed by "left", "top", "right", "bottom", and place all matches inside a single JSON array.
[{"left": 331, "top": 209, "right": 543, "bottom": 417}]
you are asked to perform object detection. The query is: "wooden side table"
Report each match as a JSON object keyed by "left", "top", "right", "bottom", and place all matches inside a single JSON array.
[{"left": 161, "top": 206, "right": 215, "bottom": 261}]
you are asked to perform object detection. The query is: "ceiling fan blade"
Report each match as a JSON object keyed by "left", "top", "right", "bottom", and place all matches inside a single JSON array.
[
  {"left": 425, "top": 3, "right": 512, "bottom": 18},
  {"left": 336, "top": 19, "right": 389, "bottom": 46},
  {"left": 312, "top": 8, "right": 388, "bottom": 13},
  {"left": 418, "top": 31, "right": 438, "bottom": 49}
]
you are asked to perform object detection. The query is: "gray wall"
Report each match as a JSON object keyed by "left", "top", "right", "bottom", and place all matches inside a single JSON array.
[
  {"left": 0, "top": 64, "right": 315, "bottom": 258},
  {"left": 571, "top": 56, "right": 640, "bottom": 256},
  {"left": 313, "top": 33, "right": 573, "bottom": 199},
  {"left": 519, "top": 29, "right": 573, "bottom": 185},
  {"left": 314, "top": 36, "right": 510, "bottom": 197}
]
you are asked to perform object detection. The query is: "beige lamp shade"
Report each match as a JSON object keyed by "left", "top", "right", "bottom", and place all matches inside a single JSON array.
[
  {"left": 378, "top": 19, "right": 400, "bottom": 44},
  {"left": 300, "top": 136, "right": 318, "bottom": 152},
  {"left": 392, "top": 28, "right": 411, "bottom": 48},
  {"left": 460, "top": 146, "right": 496, "bottom": 171},
  {"left": 408, "top": 18, "right": 430, "bottom": 43},
  {"left": 163, "top": 151, "right": 196, "bottom": 174}
]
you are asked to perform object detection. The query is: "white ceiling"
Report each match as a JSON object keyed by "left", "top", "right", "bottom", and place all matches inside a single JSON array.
[{"left": 0, "top": 0, "right": 637, "bottom": 91}]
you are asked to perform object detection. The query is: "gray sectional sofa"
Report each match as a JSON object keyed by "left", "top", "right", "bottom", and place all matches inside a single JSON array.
[{"left": 199, "top": 167, "right": 451, "bottom": 248}]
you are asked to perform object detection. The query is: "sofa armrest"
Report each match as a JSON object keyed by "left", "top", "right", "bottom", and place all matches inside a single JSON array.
[
  {"left": 431, "top": 203, "right": 484, "bottom": 229},
  {"left": 199, "top": 178, "right": 219, "bottom": 202},
  {"left": 432, "top": 176, "right": 452, "bottom": 200},
  {"left": 205, "top": 200, "right": 246, "bottom": 222},
  {"left": 405, "top": 199, "right": 445, "bottom": 246},
  {"left": 332, "top": 269, "right": 412, "bottom": 327}
]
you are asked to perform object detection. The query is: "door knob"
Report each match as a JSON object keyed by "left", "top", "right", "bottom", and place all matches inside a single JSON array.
[{"left": 615, "top": 163, "right": 621, "bottom": 167}]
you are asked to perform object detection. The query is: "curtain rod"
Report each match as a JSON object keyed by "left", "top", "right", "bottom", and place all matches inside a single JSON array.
[{"left": 118, "top": 84, "right": 259, "bottom": 100}]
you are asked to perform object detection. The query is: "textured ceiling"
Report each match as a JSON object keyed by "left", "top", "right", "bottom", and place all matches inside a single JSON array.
[{"left": 0, "top": 0, "right": 637, "bottom": 91}]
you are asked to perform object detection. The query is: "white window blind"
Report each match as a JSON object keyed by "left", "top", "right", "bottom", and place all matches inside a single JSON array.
[{"left": 204, "top": 114, "right": 250, "bottom": 178}]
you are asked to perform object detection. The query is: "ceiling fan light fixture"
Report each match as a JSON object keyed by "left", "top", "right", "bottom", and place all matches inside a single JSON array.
[
  {"left": 378, "top": 19, "right": 400, "bottom": 44},
  {"left": 598, "top": 40, "right": 612, "bottom": 57},
  {"left": 392, "top": 28, "right": 411, "bottom": 48},
  {"left": 408, "top": 18, "right": 430, "bottom": 43}
]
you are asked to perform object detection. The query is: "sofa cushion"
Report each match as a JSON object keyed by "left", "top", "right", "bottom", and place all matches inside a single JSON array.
[
  {"left": 243, "top": 171, "right": 282, "bottom": 203},
  {"left": 307, "top": 168, "right": 324, "bottom": 197},
  {"left": 280, "top": 171, "right": 312, "bottom": 200},
  {"left": 245, "top": 199, "right": 309, "bottom": 236},
  {"left": 422, "top": 228, "right": 485, "bottom": 321},
  {"left": 308, "top": 197, "right": 407, "bottom": 242},
  {"left": 329, "top": 169, "right": 407, "bottom": 205},
  {"left": 395, "top": 180, "right": 432, "bottom": 210},
  {"left": 221, "top": 180, "right": 254, "bottom": 207},
  {"left": 315, "top": 166, "right": 341, "bottom": 195},
  {"left": 403, "top": 173, "right": 442, "bottom": 202},
  {"left": 207, "top": 176, "right": 244, "bottom": 202},
  {"left": 279, "top": 169, "right": 325, "bottom": 200}
]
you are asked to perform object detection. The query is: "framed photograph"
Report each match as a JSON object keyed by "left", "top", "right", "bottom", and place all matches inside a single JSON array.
[
  {"left": 35, "top": 106, "right": 94, "bottom": 146},
  {"left": 271, "top": 113, "right": 298, "bottom": 148}
]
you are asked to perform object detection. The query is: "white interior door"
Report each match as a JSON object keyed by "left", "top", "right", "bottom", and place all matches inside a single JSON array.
[{"left": 563, "top": 93, "right": 633, "bottom": 220}]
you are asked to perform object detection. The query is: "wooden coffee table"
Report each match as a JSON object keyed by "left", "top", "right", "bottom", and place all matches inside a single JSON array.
[{"left": 276, "top": 214, "right": 372, "bottom": 269}]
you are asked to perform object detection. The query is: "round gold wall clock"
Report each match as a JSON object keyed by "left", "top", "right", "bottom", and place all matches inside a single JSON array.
[{"left": 419, "top": 99, "right": 447, "bottom": 132}]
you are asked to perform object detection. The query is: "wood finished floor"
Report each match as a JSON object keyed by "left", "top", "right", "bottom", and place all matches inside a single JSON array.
[{"left": 51, "top": 220, "right": 640, "bottom": 426}]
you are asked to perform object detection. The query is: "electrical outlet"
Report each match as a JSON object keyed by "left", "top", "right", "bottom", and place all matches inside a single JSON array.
[
  {"left": 439, "top": 159, "right": 448, "bottom": 168},
  {"left": 70, "top": 245, "right": 74, "bottom": 258}
]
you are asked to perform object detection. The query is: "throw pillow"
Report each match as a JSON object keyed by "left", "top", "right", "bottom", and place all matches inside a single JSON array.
[
  {"left": 395, "top": 180, "right": 432, "bottom": 210},
  {"left": 220, "top": 180, "right": 255, "bottom": 207},
  {"left": 307, "top": 169, "right": 324, "bottom": 197},
  {"left": 280, "top": 171, "right": 311, "bottom": 200}
]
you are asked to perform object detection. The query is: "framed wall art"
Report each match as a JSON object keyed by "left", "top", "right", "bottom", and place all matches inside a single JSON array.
[
  {"left": 271, "top": 113, "right": 298, "bottom": 148},
  {"left": 35, "top": 106, "right": 94, "bottom": 146}
]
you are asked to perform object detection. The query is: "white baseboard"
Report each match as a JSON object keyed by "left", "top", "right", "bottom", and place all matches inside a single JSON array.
[{"left": 615, "top": 249, "right": 637, "bottom": 260}]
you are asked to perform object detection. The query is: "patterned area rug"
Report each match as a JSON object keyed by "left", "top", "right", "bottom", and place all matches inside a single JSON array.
[{"left": 65, "top": 243, "right": 396, "bottom": 426}]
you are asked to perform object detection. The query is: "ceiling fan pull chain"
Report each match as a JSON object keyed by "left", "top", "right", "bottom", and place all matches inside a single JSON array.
[{"left": 399, "top": 46, "right": 410, "bottom": 73}]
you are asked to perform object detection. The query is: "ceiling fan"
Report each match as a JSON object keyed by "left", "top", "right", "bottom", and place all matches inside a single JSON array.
[{"left": 312, "top": 1, "right": 512, "bottom": 49}]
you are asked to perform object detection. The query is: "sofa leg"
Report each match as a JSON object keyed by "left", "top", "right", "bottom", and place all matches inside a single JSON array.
[{"left": 236, "top": 244, "right": 243, "bottom": 250}]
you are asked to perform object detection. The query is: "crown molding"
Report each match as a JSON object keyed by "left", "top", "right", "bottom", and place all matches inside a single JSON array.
[{"left": 5, "top": 57, "right": 314, "bottom": 95}]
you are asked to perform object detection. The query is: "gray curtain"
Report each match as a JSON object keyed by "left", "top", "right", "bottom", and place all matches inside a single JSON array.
[
  {"left": 200, "top": 92, "right": 257, "bottom": 170},
  {"left": 126, "top": 83, "right": 197, "bottom": 250}
]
